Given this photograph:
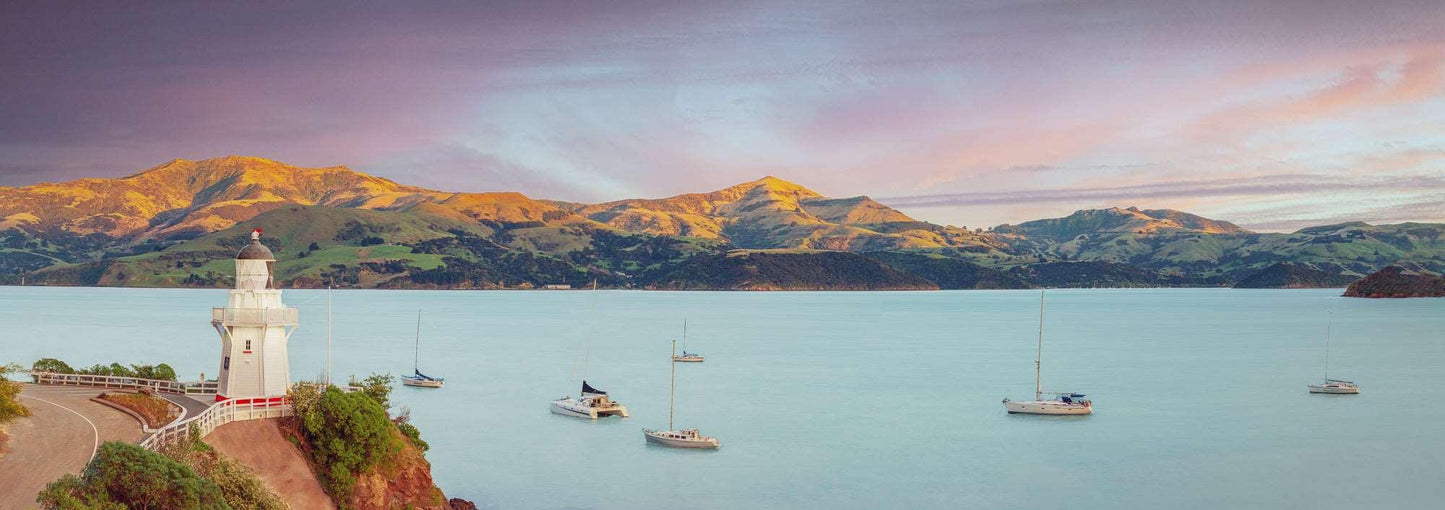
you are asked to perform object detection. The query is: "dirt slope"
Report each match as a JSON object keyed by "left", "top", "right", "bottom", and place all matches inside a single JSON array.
[{"left": 206, "top": 418, "right": 337, "bottom": 510}]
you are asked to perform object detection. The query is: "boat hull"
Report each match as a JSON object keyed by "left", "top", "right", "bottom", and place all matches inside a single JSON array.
[
  {"left": 550, "top": 399, "right": 629, "bottom": 419},
  {"left": 671, "top": 356, "right": 704, "bottom": 363},
  {"left": 1003, "top": 399, "right": 1092, "bottom": 415},
  {"left": 643, "top": 430, "right": 719, "bottom": 449},
  {"left": 401, "top": 378, "right": 444, "bottom": 388},
  {"left": 1308, "top": 385, "right": 1359, "bottom": 394}
]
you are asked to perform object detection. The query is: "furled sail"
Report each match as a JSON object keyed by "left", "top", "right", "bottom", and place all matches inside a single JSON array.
[{"left": 582, "top": 380, "right": 607, "bottom": 395}]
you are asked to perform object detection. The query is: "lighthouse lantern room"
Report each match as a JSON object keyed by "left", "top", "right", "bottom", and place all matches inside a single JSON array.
[{"left": 211, "top": 228, "right": 299, "bottom": 401}]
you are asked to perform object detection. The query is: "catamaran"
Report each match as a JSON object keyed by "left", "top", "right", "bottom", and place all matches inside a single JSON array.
[
  {"left": 552, "top": 381, "right": 630, "bottom": 419},
  {"left": 551, "top": 280, "right": 628, "bottom": 418},
  {"left": 671, "top": 318, "right": 704, "bottom": 363},
  {"left": 1309, "top": 311, "right": 1358, "bottom": 394},
  {"left": 644, "top": 339, "right": 719, "bottom": 448},
  {"left": 1002, "top": 290, "right": 1092, "bottom": 415},
  {"left": 401, "top": 309, "right": 444, "bottom": 388}
]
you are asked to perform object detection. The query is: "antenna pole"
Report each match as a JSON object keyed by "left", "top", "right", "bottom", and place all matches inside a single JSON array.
[
  {"left": 1323, "top": 311, "right": 1333, "bottom": 381},
  {"left": 326, "top": 283, "right": 333, "bottom": 387},
  {"left": 1036, "top": 289, "right": 1045, "bottom": 401},
  {"left": 414, "top": 309, "right": 422, "bottom": 373},
  {"left": 670, "top": 339, "right": 677, "bottom": 430}
]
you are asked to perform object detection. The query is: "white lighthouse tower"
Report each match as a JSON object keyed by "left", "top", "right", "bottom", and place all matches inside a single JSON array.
[{"left": 210, "top": 228, "right": 299, "bottom": 401}]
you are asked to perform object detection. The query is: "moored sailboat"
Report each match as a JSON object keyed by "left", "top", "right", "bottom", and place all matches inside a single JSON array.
[
  {"left": 644, "top": 339, "right": 719, "bottom": 448},
  {"left": 1002, "top": 290, "right": 1092, "bottom": 415},
  {"left": 671, "top": 318, "right": 704, "bottom": 363},
  {"left": 552, "top": 381, "right": 630, "bottom": 418},
  {"left": 1308, "top": 311, "right": 1359, "bottom": 394},
  {"left": 551, "top": 280, "right": 628, "bottom": 418},
  {"left": 401, "top": 309, "right": 444, "bottom": 388}
]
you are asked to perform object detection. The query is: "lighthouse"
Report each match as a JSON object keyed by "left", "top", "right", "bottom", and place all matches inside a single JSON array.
[{"left": 210, "top": 229, "right": 299, "bottom": 401}]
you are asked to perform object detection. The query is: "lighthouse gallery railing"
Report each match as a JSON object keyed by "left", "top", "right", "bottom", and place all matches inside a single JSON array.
[
  {"left": 211, "top": 307, "right": 299, "bottom": 326},
  {"left": 139, "top": 396, "right": 291, "bottom": 451}
]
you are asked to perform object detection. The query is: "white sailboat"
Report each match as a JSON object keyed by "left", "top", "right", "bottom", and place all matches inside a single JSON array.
[
  {"left": 552, "top": 280, "right": 629, "bottom": 418},
  {"left": 1308, "top": 311, "right": 1358, "bottom": 394},
  {"left": 401, "top": 309, "right": 444, "bottom": 388},
  {"left": 671, "top": 318, "right": 704, "bottom": 363},
  {"left": 1002, "top": 290, "right": 1092, "bottom": 415},
  {"left": 644, "top": 339, "right": 719, "bottom": 448}
]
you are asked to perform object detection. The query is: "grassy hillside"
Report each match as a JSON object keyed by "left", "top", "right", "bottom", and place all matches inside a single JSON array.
[{"left": 4, "top": 156, "right": 1445, "bottom": 290}]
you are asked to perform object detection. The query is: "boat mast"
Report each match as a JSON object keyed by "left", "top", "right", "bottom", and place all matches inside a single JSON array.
[
  {"left": 1323, "top": 311, "right": 1333, "bottom": 381},
  {"left": 682, "top": 318, "right": 688, "bottom": 352},
  {"left": 1036, "top": 289, "right": 1045, "bottom": 401},
  {"left": 582, "top": 279, "right": 597, "bottom": 386},
  {"left": 414, "top": 309, "right": 422, "bottom": 373},
  {"left": 326, "top": 283, "right": 333, "bottom": 387},
  {"left": 670, "top": 339, "right": 677, "bottom": 430}
]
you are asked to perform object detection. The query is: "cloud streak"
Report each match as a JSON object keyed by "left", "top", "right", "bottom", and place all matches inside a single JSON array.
[{"left": 877, "top": 174, "right": 1445, "bottom": 208}]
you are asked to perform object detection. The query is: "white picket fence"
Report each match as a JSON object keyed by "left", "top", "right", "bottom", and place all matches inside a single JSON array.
[
  {"left": 29, "top": 371, "right": 289, "bottom": 451},
  {"left": 139, "top": 396, "right": 292, "bottom": 451},
  {"left": 30, "top": 372, "right": 218, "bottom": 396}
]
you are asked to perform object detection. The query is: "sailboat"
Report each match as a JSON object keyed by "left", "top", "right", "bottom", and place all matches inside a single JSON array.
[
  {"left": 1002, "top": 290, "right": 1092, "bottom": 415},
  {"left": 671, "top": 318, "right": 704, "bottom": 362},
  {"left": 1308, "top": 311, "right": 1358, "bottom": 394},
  {"left": 644, "top": 339, "right": 720, "bottom": 448},
  {"left": 551, "top": 280, "right": 629, "bottom": 418},
  {"left": 401, "top": 309, "right": 444, "bottom": 388}
]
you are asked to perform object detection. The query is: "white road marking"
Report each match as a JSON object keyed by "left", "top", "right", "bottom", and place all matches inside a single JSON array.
[{"left": 19, "top": 394, "right": 100, "bottom": 461}]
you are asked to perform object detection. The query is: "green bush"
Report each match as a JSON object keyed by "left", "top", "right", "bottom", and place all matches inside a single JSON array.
[
  {"left": 28, "top": 358, "right": 178, "bottom": 381},
  {"left": 349, "top": 372, "right": 395, "bottom": 409},
  {"left": 397, "top": 421, "right": 429, "bottom": 453},
  {"left": 37, "top": 441, "right": 229, "bottom": 510},
  {"left": 154, "top": 425, "right": 283, "bottom": 510},
  {"left": 302, "top": 386, "right": 401, "bottom": 504},
  {"left": 34, "top": 474, "right": 126, "bottom": 510},
  {"left": 32, "top": 357, "right": 74, "bottom": 374},
  {"left": 132, "top": 363, "right": 178, "bottom": 381},
  {"left": 1, "top": 363, "right": 31, "bottom": 423}
]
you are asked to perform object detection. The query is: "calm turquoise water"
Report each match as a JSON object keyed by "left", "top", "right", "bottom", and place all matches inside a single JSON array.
[{"left": 3, "top": 287, "right": 1443, "bottom": 509}]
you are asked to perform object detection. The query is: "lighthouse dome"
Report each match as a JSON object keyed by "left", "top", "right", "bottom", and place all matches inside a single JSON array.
[{"left": 236, "top": 230, "right": 275, "bottom": 260}]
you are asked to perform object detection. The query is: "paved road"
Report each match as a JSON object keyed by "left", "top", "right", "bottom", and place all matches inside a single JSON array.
[
  {"left": 161, "top": 392, "right": 216, "bottom": 419},
  {"left": 0, "top": 385, "right": 144, "bottom": 510}
]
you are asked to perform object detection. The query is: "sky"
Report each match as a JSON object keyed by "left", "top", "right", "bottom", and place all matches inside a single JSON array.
[{"left": 1, "top": 0, "right": 1443, "bottom": 231}]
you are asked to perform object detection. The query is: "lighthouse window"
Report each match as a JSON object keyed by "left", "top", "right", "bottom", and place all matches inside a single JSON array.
[
  {"left": 244, "top": 340, "right": 252, "bottom": 352},
  {"left": 223, "top": 356, "right": 230, "bottom": 370}
]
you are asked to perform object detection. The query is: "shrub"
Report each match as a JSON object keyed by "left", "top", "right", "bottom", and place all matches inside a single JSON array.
[
  {"left": 349, "top": 373, "right": 395, "bottom": 409},
  {"left": 130, "top": 363, "right": 177, "bottom": 381},
  {"left": 392, "top": 407, "right": 429, "bottom": 453},
  {"left": 32, "top": 357, "right": 74, "bottom": 374},
  {"left": 37, "top": 441, "right": 228, "bottom": 510},
  {"left": 301, "top": 387, "right": 401, "bottom": 503},
  {"left": 287, "top": 380, "right": 324, "bottom": 418},
  {"left": 1, "top": 363, "right": 30, "bottom": 424},
  {"left": 159, "top": 425, "right": 285, "bottom": 510},
  {"left": 28, "top": 358, "right": 178, "bottom": 381},
  {"left": 396, "top": 422, "right": 429, "bottom": 453},
  {"left": 99, "top": 392, "right": 178, "bottom": 428}
]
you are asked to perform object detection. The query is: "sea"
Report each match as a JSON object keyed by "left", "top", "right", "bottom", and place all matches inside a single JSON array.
[{"left": 3, "top": 287, "right": 1442, "bottom": 510}]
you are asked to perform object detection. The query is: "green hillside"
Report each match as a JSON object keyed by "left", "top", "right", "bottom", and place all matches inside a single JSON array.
[{"left": 4, "top": 156, "right": 1445, "bottom": 290}]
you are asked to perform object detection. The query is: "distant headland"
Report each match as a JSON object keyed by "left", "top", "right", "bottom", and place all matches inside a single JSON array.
[{"left": 1343, "top": 266, "right": 1445, "bottom": 298}]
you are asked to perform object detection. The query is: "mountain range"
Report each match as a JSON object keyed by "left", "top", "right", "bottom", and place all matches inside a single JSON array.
[{"left": 2, "top": 156, "right": 1442, "bottom": 290}]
